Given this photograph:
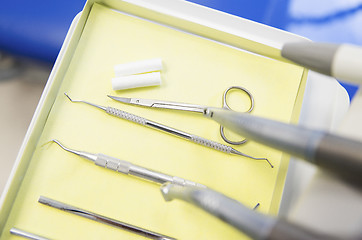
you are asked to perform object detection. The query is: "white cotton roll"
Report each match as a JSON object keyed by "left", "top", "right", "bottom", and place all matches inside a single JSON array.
[
  {"left": 112, "top": 72, "right": 162, "bottom": 90},
  {"left": 114, "top": 58, "right": 163, "bottom": 77}
]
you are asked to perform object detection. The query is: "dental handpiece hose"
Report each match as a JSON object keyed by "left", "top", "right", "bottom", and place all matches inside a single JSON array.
[{"left": 205, "top": 108, "right": 362, "bottom": 183}]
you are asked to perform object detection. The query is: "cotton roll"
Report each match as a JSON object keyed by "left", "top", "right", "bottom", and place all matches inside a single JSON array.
[
  {"left": 112, "top": 72, "right": 162, "bottom": 90},
  {"left": 114, "top": 58, "right": 163, "bottom": 77}
]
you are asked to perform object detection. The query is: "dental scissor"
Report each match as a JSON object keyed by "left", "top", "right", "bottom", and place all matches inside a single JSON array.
[{"left": 108, "top": 86, "right": 254, "bottom": 145}]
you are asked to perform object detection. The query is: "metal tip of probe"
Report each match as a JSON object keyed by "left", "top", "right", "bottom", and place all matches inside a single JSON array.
[
  {"left": 51, "top": 139, "right": 97, "bottom": 162},
  {"left": 51, "top": 139, "right": 75, "bottom": 153},
  {"left": 231, "top": 149, "right": 274, "bottom": 168},
  {"left": 63, "top": 92, "right": 74, "bottom": 102},
  {"left": 64, "top": 92, "right": 106, "bottom": 111},
  {"left": 51, "top": 139, "right": 64, "bottom": 148}
]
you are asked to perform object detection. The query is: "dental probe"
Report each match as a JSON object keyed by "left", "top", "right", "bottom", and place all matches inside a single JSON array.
[
  {"left": 38, "top": 196, "right": 176, "bottom": 240},
  {"left": 64, "top": 93, "right": 272, "bottom": 168},
  {"left": 51, "top": 139, "right": 205, "bottom": 188}
]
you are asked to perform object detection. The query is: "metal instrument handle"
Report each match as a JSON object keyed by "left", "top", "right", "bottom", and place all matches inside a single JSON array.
[
  {"left": 106, "top": 107, "right": 147, "bottom": 125},
  {"left": 95, "top": 153, "right": 206, "bottom": 188},
  {"left": 105, "top": 106, "right": 262, "bottom": 163},
  {"left": 190, "top": 135, "right": 232, "bottom": 153},
  {"left": 95, "top": 153, "right": 131, "bottom": 174}
]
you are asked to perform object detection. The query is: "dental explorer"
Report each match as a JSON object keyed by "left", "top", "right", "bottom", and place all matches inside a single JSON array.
[
  {"left": 51, "top": 139, "right": 205, "bottom": 188},
  {"left": 38, "top": 196, "right": 176, "bottom": 240},
  {"left": 161, "top": 183, "right": 342, "bottom": 240},
  {"left": 205, "top": 107, "right": 362, "bottom": 183},
  {"left": 63, "top": 93, "right": 272, "bottom": 168}
]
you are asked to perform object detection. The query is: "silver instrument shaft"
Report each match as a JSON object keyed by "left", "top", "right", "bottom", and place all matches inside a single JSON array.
[
  {"left": 51, "top": 139, "right": 206, "bottom": 188},
  {"left": 10, "top": 228, "right": 50, "bottom": 240},
  {"left": 38, "top": 196, "right": 176, "bottom": 240},
  {"left": 64, "top": 93, "right": 272, "bottom": 167},
  {"left": 107, "top": 95, "right": 206, "bottom": 113}
]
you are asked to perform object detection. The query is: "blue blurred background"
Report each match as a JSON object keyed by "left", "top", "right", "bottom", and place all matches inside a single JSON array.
[
  {"left": 1, "top": 0, "right": 361, "bottom": 98},
  {"left": 189, "top": 0, "right": 362, "bottom": 100}
]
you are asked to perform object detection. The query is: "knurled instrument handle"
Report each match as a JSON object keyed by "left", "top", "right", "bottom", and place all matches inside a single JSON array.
[
  {"left": 95, "top": 153, "right": 131, "bottom": 174},
  {"left": 106, "top": 107, "right": 147, "bottom": 125},
  {"left": 190, "top": 135, "right": 232, "bottom": 153}
]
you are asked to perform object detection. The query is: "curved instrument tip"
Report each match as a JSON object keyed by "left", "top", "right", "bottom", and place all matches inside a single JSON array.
[
  {"left": 51, "top": 139, "right": 68, "bottom": 151},
  {"left": 231, "top": 149, "right": 274, "bottom": 168},
  {"left": 41, "top": 139, "right": 71, "bottom": 151},
  {"left": 64, "top": 92, "right": 73, "bottom": 102},
  {"left": 253, "top": 157, "right": 274, "bottom": 168},
  {"left": 63, "top": 93, "right": 106, "bottom": 111},
  {"left": 250, "top": 157, "right": 274, "bottom": 168},
  {"left": 264, "top": 158, "right": 274, "bottom": 168}
]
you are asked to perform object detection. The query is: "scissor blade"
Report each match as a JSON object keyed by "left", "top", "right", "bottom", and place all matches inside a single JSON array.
[
  {"left": 107, "top": 95, "right": 132, "bottom": 104},
  {"left": 108, "top": 95, "right": 206, "bottom": 113},
  {"left": 108, "top": 95, "right": 160, "bottom": 107}
]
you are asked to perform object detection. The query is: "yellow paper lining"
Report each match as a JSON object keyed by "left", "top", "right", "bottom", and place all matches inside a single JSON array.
[{"left": 1, "top": 3, "right": 306, "bottom": 239}]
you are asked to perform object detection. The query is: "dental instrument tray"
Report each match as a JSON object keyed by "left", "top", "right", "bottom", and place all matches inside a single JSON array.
[{"left": 0, "top": 0, "right": 312, "bottom": 239}]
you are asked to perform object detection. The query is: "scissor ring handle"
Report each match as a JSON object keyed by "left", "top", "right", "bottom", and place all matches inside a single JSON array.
[
  {"left": 222, "top": 86, "right": 254, "bottom": 112},
  {"left": 220, "top": 86, "right": 254, "bottom": 145}
]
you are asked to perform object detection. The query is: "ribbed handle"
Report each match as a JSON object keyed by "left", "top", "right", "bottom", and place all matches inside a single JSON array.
[
  {"left": 190, "top": 135, "right": 232, "bottom": 153},
  {"left": 95, "top": 153, "right": 132, "bottom": 174},
  {"left": 106, "top": 107, "right": 147, "bottom": 125}
]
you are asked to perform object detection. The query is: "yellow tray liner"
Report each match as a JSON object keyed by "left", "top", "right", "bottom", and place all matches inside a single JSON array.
[{"left": 2, "top": 3, "right": 306, "bottom": 239}]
